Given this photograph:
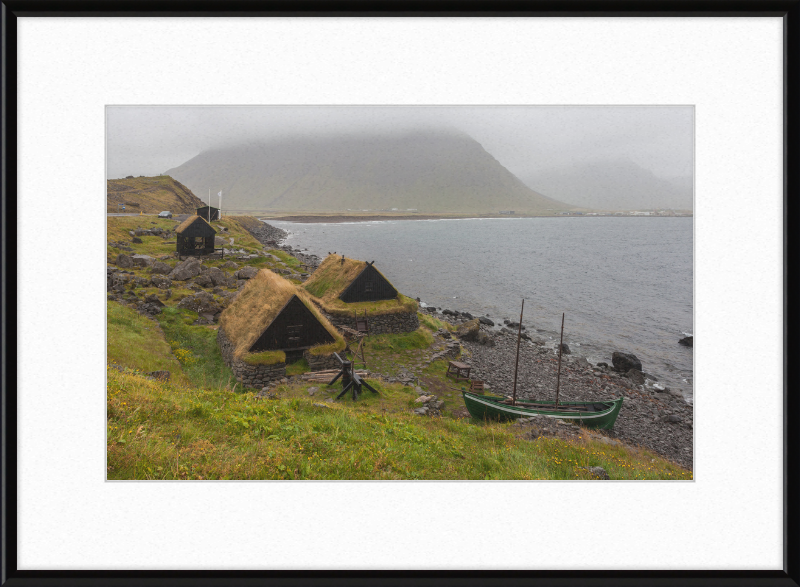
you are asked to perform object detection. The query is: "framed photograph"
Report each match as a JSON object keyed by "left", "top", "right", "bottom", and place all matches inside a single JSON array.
[{"left": 3, "top": 3, "right": 796, "bottom": 584}]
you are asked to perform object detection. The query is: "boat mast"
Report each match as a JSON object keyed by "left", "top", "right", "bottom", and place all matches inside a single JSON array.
[
  {"left": 555, "top": 313, "right": 565, "bottom": 408},
  {"left": 511, "top": 298, "right": 524, "bottom": 406}
]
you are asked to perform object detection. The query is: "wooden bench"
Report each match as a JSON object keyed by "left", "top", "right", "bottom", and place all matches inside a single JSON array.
[{"left": 446, "top": 361, "right": 472, "bottom": 382}]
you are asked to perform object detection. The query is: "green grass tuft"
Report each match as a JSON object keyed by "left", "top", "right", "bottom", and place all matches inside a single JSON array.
[
  {"left": 286, "top": 359, "right": 310, "bottom": 376},
  {"left": 418, "top": 312, "right": 452, "bottom": 332},
  {"left": 307, "top": 338, "right": 347, "bottom": 356},
  {"left": 242, "top": 350, "right": 286, "bottom": 366},
  {"left": 365, "top": 328, "right": 433, "bottom": 353}
]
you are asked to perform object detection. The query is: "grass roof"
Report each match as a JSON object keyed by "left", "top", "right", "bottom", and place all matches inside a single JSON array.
[
  {"left": 175, "top": 215, "right": 211, "bottom": 234},
  {"left": 303, "top": 254, "right": 417, "bottom": 317},
  {"left": 303, "top": 254, "right": 368, "bottom": 300},
  {"left": 219, "top": 269, "right": 343, "bottom": 360}
]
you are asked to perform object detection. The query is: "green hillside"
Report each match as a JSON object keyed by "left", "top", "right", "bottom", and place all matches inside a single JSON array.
[
  {"left": 107, "top": 175, "right": 206, "bottom": 213},
  {"left": 165, "top": 131, "right": 570, "bottom": 214}
]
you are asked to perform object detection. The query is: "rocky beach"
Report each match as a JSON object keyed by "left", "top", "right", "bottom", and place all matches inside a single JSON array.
[{"left": 418, "top": 308, "right": 693, "bottom": 470}]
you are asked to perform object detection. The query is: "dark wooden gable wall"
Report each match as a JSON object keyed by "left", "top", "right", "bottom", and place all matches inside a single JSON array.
[
  {"left": 197, "top": 206, "right": 220, "bottom": 221},
  {"left": 249, "top": 295, "right": 335, "bottom": 352},
  {"left": 339, "top": 264, "right": 398, "bottom": 303}
]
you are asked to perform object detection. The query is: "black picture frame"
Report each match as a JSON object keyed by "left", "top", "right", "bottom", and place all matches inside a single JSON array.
[{"left": 2, "top": 2, "right": 797, "bottom": 585}]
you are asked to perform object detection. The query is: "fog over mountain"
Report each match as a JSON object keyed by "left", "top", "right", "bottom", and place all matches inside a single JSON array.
[
  {"left": 165, "top": 130, "right": 567, "bottom": 213},
  {"left": 108, "top": 106, "right": 694, "bottom": 212},
  {"left": 522, "top": 160, "right": 693, "bottom": 211}
]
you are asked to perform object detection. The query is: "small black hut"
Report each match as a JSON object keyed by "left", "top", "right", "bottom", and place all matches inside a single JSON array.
[
  {"left": 196, "top": 206, "right": 220, "bottom": 222},
  {"left": 175, "top": 215, "right": 217, "bottom": 256}
]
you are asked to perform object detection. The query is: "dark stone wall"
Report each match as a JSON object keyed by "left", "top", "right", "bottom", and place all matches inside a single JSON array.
[
  {"left": 322, "top": 309, "right": 420, "bottom": 335},
  {"left": 217, "top": 328, "right": 286, "bottom": 388}
]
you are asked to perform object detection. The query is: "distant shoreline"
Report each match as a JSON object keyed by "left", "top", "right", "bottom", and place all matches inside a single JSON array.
[{"left": 262, "top": 213, "right": 692, "bottom": 224}]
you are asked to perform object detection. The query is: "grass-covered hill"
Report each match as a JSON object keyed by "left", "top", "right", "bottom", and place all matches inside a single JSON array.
[
  {"left": 106, "top": 175, "right": 206, "bottom": 213},
  {"left": 106, "top": 216, "right": 690, "bottom": 480},
  {"left": 164, "top": 130, "right": 571, "bottom": 214}
]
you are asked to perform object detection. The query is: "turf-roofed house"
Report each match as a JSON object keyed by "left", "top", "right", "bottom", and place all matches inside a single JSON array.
[
  {"left": 302, "top": 254, "right": 419, "bottom": 335},
  {"left": 175, "top": 215, "right": 217, "bottom": 257},
  {"left": 217, "top": 270, "right": 345, "bottom": 387}
]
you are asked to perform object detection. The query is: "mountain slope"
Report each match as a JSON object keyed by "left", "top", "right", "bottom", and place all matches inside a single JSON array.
[
  {"left": 107, "top": 175, "right": 206, "bottom": 213},
  {"left": 165, "top": 131, "right": 570, "bottom": 213},
  {"left": 521, "top": 160, "right": 693, "bottom": 211}
]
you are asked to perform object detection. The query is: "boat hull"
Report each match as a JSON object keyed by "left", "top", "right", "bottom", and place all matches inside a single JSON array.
[{"left": 462, "top": 392, "right": 623, "bottom": 429}]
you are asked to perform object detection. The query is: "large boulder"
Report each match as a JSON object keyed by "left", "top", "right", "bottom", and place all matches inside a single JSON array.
[
  {"left": 455, "top": 318, "right": 481, "bottom": 341},
  {"left": 150, "top": 261, "right": 172, "bottom": 275},
  {"left": 558, "top": 343, "right": 571, "bottom": 355},
  {"left": 478, "top": 316, "right": 495, "bottom": 326},
  {"left": 194, "top": 273, "right": 213, "bottom": 288},
  {"left": 144, "top": 293, "right": 165, "bottom": 307},
  {"left": 221, "top": 261, "right": 239, "bottom": 270},
  {"left": 612, "top": 351, "right": 642, "bottom": 373},
  {"left": 116, "top": 254, "right": 133, "bottom": 268},
  {"left": 476, "top": 331, "right": 495, "bottom": 346},
  {"left": 235, "top": 266, "right": 259, "bottom": 280},
  {"left": 206, "top": 266, "right": 236, "bottom": 287},
  {"left": 168, "top": 258, "right": 203, "bottom": 281},
  {"left": 132, "top": 255, "right": 153, "bottom": 268},
  {"left": 177, "top": 291, "right": 223, "bottom": 315},
  {"left": 626, "top": 368, "right": 645, "bottom": 385},
  {"left": 679, "top": 336, "right": 693, "bottom": 347},
  {"left": 150, "top": 275, "right": 172, "bottom": 289}
]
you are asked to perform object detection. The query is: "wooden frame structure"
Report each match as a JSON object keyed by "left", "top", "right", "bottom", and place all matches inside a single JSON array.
[
  {"left": 328, "top": 353, "right": 379, "bottom": 401},
  {"left": 339, "top": 326, "right": 367, "bottom": 368}
]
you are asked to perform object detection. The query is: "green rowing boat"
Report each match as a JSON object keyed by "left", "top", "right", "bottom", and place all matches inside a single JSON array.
[{"left": 462, "top": 391, "right": 623, "bottom": 429}]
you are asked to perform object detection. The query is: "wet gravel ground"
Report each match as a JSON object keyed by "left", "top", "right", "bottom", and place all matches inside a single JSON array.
[{"left": 451, "top": 322, "right": 693, "bottom": 471}]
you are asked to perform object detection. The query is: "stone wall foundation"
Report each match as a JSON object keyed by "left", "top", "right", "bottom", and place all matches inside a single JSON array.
[{"left": 217, "top": 328, "right": 286, "bottom": 388}]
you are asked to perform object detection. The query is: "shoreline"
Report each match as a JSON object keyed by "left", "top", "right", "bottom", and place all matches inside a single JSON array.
[
  {"left": 263, "top": 214, "right": 478, "bottom": 223},
  {"left": 263, "top": 214, "right": 693, "bottom": 223}
]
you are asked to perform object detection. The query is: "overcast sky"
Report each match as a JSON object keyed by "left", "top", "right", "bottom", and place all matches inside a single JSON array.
[{"left": 106, "top": 105, "right": 693, "bottom": 182}]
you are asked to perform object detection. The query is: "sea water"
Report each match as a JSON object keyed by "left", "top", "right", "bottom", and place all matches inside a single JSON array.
[{"left": 268, "top": 217, "right": 694, "bottom": 401}]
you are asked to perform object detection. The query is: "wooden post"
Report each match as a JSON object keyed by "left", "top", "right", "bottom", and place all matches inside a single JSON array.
[
  {"left": 511, "top": 299, "right": 524, "bottom": 406},
  {"left": 555, "top": 313, "right": 565, "bottom": 408}
]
